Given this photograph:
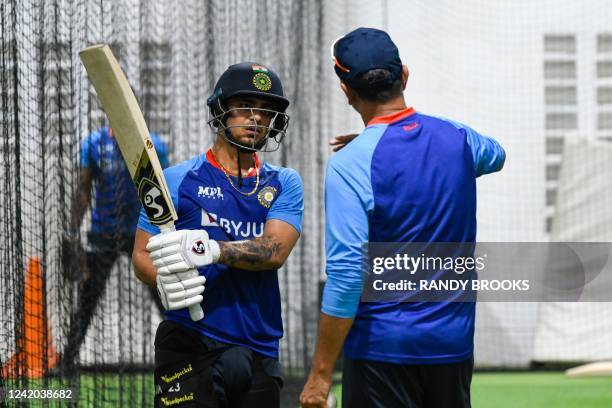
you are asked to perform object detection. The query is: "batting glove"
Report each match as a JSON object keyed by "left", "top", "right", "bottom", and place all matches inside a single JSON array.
[
  {"left": 156, "top": 269, "right": 206, "bottom": 311},
  {"left": 147, "top": 229, "right": 221, "bottom": 274}
]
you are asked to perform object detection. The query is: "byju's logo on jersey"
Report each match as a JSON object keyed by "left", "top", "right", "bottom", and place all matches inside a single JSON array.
[
  {"left": 200, "top": 210, "right": 264, "bottom": 238},
  {"left": 198, "top": 186, "right": 224, "bottom": 200}
]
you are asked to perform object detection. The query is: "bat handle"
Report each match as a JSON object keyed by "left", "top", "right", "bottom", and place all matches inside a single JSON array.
[
  {"left": 159, "top": 223, "right": 205, "bottom": 322},
  {"left": 189, "top": 305, "right": 205, "bottom": 321}
]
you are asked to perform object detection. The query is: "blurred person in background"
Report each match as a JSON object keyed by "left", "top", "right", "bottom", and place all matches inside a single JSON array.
[{"left": 61, "top": 125, "right": 168, "bottom": 374}]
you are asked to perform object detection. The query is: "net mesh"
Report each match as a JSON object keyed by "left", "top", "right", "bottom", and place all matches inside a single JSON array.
[
  {"left": 1, "top": 0, "right": 323, "bottom": 406},
  {"left": 3, "top": 0, "right": 612, "bottom": 406},
  {"left": 321, "top": 0, "right": 612, "bottom": 369},
  {"left": 533, "top": 139, "right": 612, "bottom": 363}
]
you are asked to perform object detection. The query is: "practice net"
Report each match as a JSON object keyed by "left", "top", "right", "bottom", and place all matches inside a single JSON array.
[
  {"left": 3, "top": 0, "right": 612, "bottom": 407},
  {"left": 321, "top": 0, "right": 612, "bottom": 370},
  {"left": 1, "top": 0, "right": 323, "bottom": 406}
]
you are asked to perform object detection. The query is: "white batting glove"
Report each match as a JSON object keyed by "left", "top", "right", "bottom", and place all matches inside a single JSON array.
[
  {"left": 147, "top": 230, "right": 221, "bottom": 274},
  {"left": 156, "top": 269, "right": 206, "bottom": 311}
]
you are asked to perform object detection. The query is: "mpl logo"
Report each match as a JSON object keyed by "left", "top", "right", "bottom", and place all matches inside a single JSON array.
[{"left": 197, "top": 186, "right": 224, "bottom": 200}]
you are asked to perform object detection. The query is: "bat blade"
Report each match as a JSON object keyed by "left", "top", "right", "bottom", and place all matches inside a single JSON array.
[
  {"left": 79, "top": 44, "right": 176, "bottom": 226},
  {"left": 79, "top": 44, "right": 203, "bottom": 321}
]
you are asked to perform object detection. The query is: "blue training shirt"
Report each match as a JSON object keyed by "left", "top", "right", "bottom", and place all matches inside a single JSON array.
[
  {"left": 81, "top": 127, "right": 168, "bottom": 236},
  {"left": 322, "top": 108, "right": 505, "bottom": 364},
  {"left": 137, "top": 150, "right": 304, "bottom": 357}
]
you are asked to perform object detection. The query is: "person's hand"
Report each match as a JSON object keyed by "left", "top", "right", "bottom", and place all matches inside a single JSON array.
[
  {"left": 300, "top": 372, "right": 333, "bottom": 408},
  {"left": 329, "top": 133, "right": 358, "bottom": 152},
  {"left": 147, "top": 229, "right": 221, "bottom": 273},
  {"left": 156, "top": 269, "right": 206, "bottom": 311}
]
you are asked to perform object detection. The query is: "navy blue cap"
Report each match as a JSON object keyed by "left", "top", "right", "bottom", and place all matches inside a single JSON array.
[{"left": 332, "top": 27, "right": 402, "bottom": 86}]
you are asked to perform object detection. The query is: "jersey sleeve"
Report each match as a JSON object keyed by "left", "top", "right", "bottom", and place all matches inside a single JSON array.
[
  {"left": 267, "top": 168, "right": 304, "bottom": 234},
  {"left": 80, "top": 133, "right": 94, "bottom": 168},
  {"left": 137, "top": 207, "right": 159, "bottom": 235},
  {"left": 442, "top": 118, "right": 506, "bottom": 177},
  {"left": 152, "top": 133, "right": 170, "bottom": 169},
  {"left": 321, "top": 161, "right": 370, "bottom": 319}
]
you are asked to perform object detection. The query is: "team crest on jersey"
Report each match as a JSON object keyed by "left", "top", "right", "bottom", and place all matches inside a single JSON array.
[
  {"left": 253, "top": 72, "right": 272, "bottom": 91},
  {"left": 257, "top": 186, "right": 277, "bottom": 208}
]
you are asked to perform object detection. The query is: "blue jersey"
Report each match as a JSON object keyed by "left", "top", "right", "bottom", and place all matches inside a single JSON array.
[
  {"left": 322, "top": 108, "right": 505, "bottom": 364},
  {"left": 81, "top": 127, "right": 169, "bottom": 236},
  {"left": 137, "top": 150, "right": 304, "bottom": 357}
]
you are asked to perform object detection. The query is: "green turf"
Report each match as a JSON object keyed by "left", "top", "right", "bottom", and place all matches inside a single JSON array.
[
  {"left": 77, "top": 373, "right": 154, "bottom": 407},
  {"left": 331, "top": 383, "right": 343, "bottom": 407},
  {"left": 4, "top": 374, "right": 155, "bottom": 407},
  {"left": 472, "top": 372, "right": 612, "bottom": 408},
  {"left": 6, "top": 372, "right": 612, "bottom": 407},
  {"left": 329, "top": 372, "right": 612, "bottom": 408}
]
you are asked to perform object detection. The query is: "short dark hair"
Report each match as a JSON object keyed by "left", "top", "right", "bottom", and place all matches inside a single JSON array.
[{"left": 348, "top": 69, "right": 403, "bottom": 102}]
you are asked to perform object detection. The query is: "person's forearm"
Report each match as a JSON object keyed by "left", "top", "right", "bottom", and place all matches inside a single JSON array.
[
  {"left": 137, "top": 237, "right": 280, "bottom": 283},
  {"left": 132, "top": 250, "right": 157, "bottom": 288},
  {"left": 136, "top": 236, "right": 283, "bottom": 281},
  {"left": 300, "top": 312, "right": 353, "bottom": 407},
  {"left": 217, "top": 236, "right": 285, "bottom": 270},
  {"left": 71, "top": 191, "right": 89, "bottom": 231},
  {"left": 309, "top": 313, "right": 354, "bottom": 376},
  {"left": 71, "top": 169, "right": 91, "bottom": 233}
]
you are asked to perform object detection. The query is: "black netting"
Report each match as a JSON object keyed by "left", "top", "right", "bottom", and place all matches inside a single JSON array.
[{"left": 1, "top": 1, "right": 323, "bottom": 406}]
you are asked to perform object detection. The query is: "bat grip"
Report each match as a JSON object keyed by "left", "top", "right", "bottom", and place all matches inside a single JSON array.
[
  {"left": 188, "top": 304, "right": 205, "bottom": 321},
  {"left": 159, "top": 223, "right": 205, "bottom": 322}
]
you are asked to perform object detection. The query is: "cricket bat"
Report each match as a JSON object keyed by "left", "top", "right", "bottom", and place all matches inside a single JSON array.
[{"left": 79, "top": 44, "right": 204, "bottom": 321}]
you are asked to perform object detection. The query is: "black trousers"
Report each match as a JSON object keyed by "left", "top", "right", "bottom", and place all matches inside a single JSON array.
[
  {"left": 342, "top": 356, "right": 473, "bottom": 408},
  {"left": 154, "top": 320, "right": 282, "bottom": 408},
  {"left": 62, "top": 234, "right": 163, "bottom": 372}
]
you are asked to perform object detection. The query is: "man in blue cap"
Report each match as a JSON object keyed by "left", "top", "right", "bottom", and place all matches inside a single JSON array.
[{"left": 300, "top": 28, "right": 505, "bottom": 407}]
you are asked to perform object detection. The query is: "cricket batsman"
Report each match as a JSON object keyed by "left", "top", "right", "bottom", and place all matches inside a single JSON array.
[{"left": 132, "top": 62, "right": 303, "bottom": 407}]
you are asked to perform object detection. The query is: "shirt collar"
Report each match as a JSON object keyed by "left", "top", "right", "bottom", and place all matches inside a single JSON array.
[
  {"left": 205, "top": 149, "right": 260, "bottom": 177},
  {"left": 367, "top": 107, "right": 416, "bottom": 126}
]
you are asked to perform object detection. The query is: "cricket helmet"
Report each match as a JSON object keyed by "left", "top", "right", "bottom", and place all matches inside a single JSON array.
[{"left": 206, "top": 62, "right": 290, "bottom": 152}]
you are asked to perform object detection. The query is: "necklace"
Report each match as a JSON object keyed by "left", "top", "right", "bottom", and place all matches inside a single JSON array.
[{"left": 210, "top": 149, "right": 260, "bottom": 196}]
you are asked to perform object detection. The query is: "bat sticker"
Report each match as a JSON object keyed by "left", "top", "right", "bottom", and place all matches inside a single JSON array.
[
  {"left": 135, "top": 152, "right": 173, "bottom": 225},
  {"left": 138, "top": 178, "right": 173, "bottom": 224},
  {"left": 144, "top": 185, "right": 164, "bottom": 218}
]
